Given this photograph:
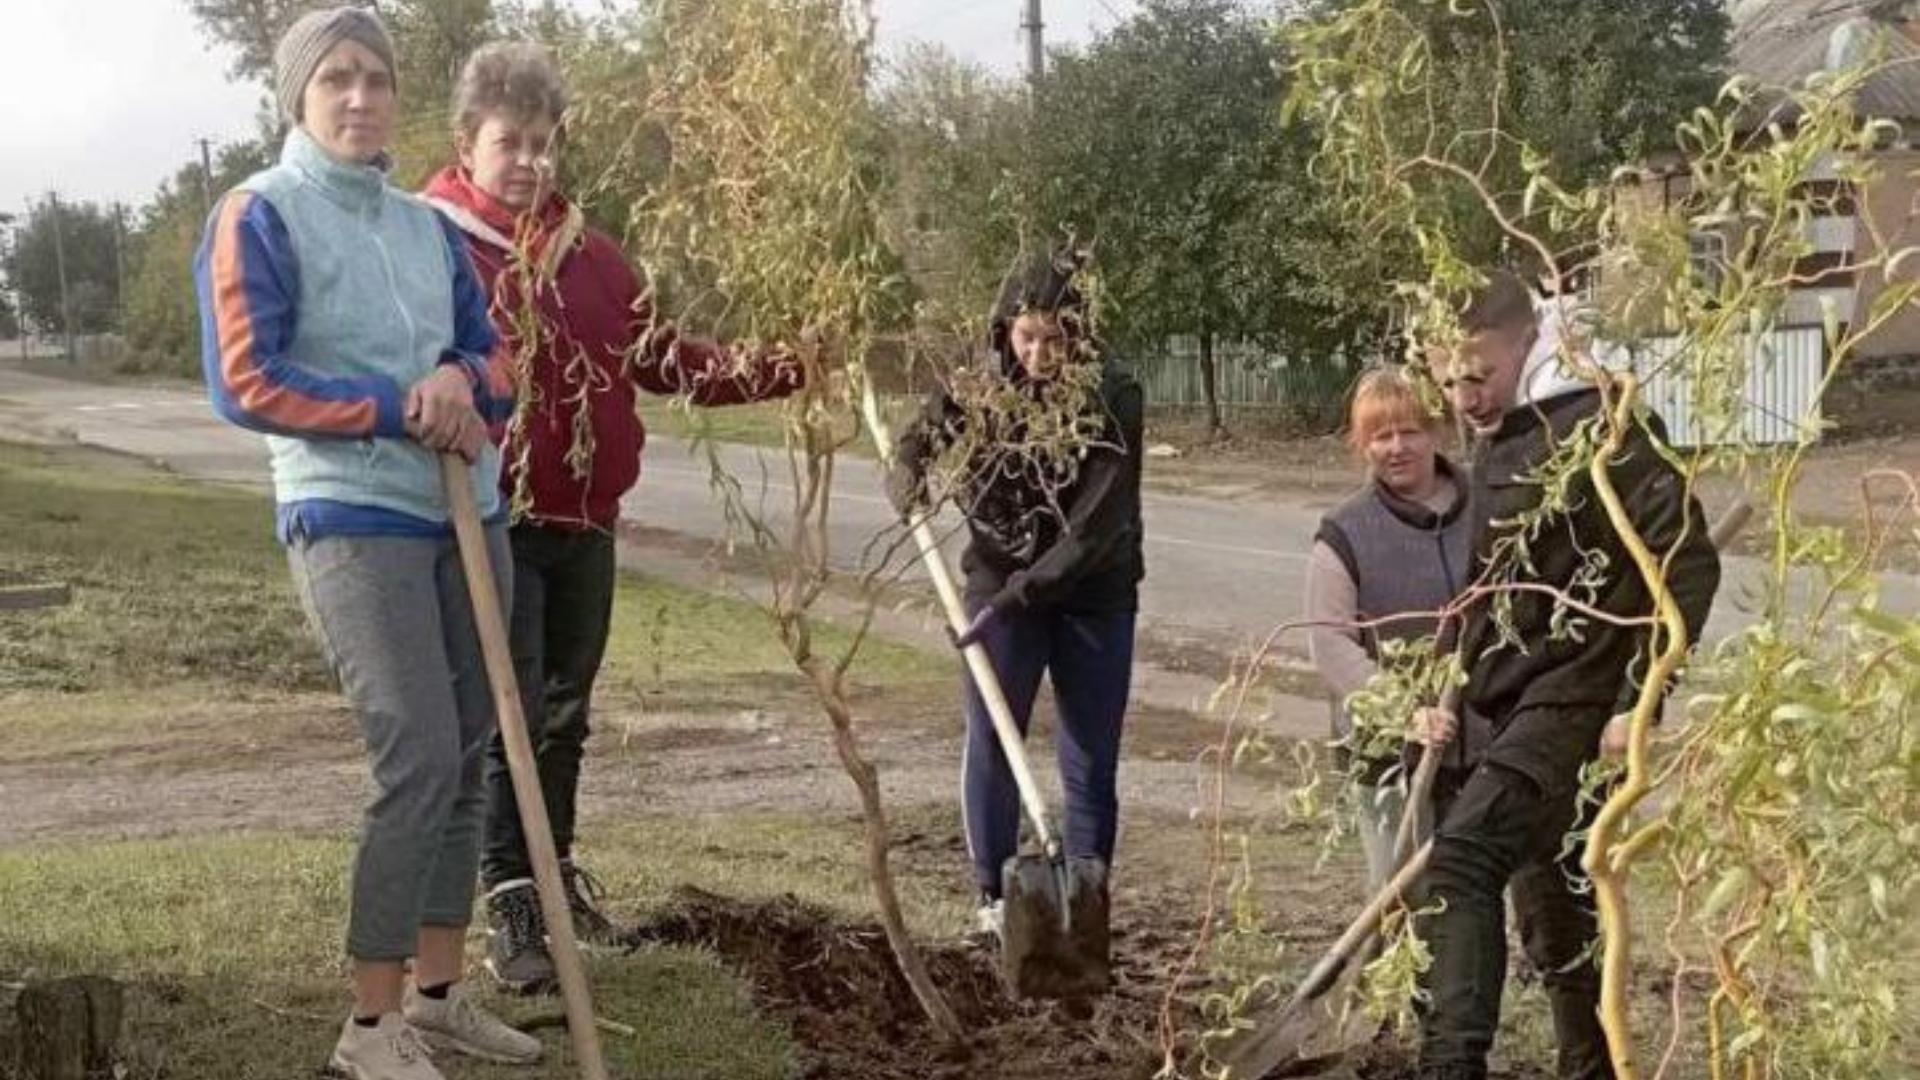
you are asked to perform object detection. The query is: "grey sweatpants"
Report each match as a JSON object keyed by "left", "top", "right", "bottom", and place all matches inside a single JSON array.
[{"left": 289, "top": 527, "right": 510, "bottom": 962}]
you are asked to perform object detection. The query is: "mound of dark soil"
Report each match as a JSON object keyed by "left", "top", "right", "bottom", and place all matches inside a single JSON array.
[{"left": 626, "top": 886, "right": 1181, "bottom": 1080}]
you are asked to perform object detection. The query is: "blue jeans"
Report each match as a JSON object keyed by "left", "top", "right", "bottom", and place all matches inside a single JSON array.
[{"left": 961, "top": 603, "right": 1135, "bottom": 898}]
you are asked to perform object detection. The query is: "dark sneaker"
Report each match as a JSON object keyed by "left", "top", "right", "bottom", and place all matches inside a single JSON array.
[
  {"left": 484, "top": 879, "right": 555, "bottom": 991},
  {"left": 560, "top": 859, "right": 622, "bottom": 946}
]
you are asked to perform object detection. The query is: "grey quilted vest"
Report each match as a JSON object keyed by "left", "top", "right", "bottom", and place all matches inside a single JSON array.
[{"left": 1317, "top": 457, "right": 1480, "bottom": 772}]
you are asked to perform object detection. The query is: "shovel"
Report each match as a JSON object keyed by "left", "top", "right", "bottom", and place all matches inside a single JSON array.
[
  {"left": 441, "top": 455, "right": 610, "bottom": 1080},
  {"left": 858, "top": 386, "right": 1109, "bottom": 1000},
  {"left": 1215, "top": 704, "right": 1450, "bottom": 1079}
]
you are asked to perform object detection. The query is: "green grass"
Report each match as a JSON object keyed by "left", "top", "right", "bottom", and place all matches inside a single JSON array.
[
  {"left": 598, "top": 571, "right": 948, "bottom": 703},
  {"left": 0, "top": 812, "right": 973, "bottom": 1078},
  {"left": 0, "top": 687, "right": 343, "bottom": 768},
  {"left": 581, "top": 810, "right": 976, "bottom": 935},
  {"left": 0, "top": 442, "right": 328, "bottom": 693},
  {"left": 0, "top": 440, "right": 963, "bottom": 1075},
  {"left": 0, "top": 440, "right": 945, "bottom": 705},
  {"left": 640, "top": 398, "right": 808, "bottom": 452},
  {"left": 636, "top": 394, "right": 929, "bottom": 457},
  {"left": 0, "top": 807, "right": 991, "bottom": 1076},
  {"left": 0, "top": 833, "right": 796, "bottom": 1079}
]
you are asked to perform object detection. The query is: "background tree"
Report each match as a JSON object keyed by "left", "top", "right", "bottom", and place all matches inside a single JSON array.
[
  {"left": 187, "top": 0, "right": 307, "bottom": 86},
  {"left": 122, "top": 138, "right": 274, "bottom": 374},
  {"left": 494, "top": 0, "right": 583, "bottom": 43},
  {"left": 873, "top": 45, "right": 1031, "bottom": 359},
  {"left": 1290, "top": 0, "right": 1730, "bottom": 267},
  {"left": 1033, "top": 0, "right": 1377, "bottom": 436},
  {"left": 3, "top": 200, "right": 122, "bottom": 337},
  {"left": 382, "top": 0, "right": 497, "bottom": 105}
]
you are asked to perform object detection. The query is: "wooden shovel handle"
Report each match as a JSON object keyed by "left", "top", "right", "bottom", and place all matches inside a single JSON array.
[
  {"left": 857, "top": 384, "right": 1059, "bottom": 851},
  {"left": 441, "top": 456, "right": 609, "bottom": 1080}
]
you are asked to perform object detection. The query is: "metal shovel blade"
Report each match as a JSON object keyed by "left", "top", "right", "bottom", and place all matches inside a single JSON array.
[{"left": 1000, "top": 852, "right": 1111, "bottom": 1000}]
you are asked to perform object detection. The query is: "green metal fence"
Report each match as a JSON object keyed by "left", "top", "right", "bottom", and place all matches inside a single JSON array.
[{"left": 1126, "top": 337, "right": 1355, "bottom": 418}]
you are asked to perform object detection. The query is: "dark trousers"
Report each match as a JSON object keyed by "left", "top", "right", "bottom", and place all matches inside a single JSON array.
[
  {"left": 1417, "top": 722, "right": 1614, "bottom": 1080},
  {"left": 481, "top": 524, "right": 617, "bottom": 888},
  {"left": 961, "top": 602, "right": 1135, "bottom": 898}
]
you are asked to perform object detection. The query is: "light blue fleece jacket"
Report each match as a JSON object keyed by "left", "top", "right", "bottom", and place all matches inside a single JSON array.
[{"left": 195, "top": 127, "right": 515, "bottom": 541}]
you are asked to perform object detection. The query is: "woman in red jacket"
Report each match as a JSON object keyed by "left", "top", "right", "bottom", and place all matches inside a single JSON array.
[{"left": 424, "top": 41, "right": 800, "bottom": 990}]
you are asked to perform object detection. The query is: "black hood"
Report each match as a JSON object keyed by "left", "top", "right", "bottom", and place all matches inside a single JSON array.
[{"left": 988, "top": 245, "right": 1096, "bottom": 377}]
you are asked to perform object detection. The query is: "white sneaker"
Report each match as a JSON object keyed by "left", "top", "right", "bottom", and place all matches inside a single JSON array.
[
  {"left": 975, "top": 898, "right": 1006, "bottom": 941},
  {"left": 403, "top": 983, "right": 544, "bottom": 1065},
  {"left": 329, "top": 1014, "right": 445, "bottom": 1080}
]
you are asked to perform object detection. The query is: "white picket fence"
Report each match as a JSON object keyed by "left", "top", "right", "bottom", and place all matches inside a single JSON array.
[{"left": 1592, "top": 324, "right": 1826, "bottom": 448}]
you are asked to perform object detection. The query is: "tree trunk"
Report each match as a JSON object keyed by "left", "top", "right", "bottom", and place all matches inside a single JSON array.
[
  {"left": 804, "top": 662, "right": 967, "bottom": 1046},
  {"left": 1198, "top": 330, "right": 1226, "bottom": 440},
  {"left": 3, "top": 976, "right": 123, "bottom": 1080}
]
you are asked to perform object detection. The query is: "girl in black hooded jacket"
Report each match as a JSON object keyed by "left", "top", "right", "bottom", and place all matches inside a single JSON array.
[{"left": 889, "top": 248, "right": 1144, "bottom": 934}]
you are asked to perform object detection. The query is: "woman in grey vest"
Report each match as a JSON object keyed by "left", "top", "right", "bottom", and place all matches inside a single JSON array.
[{"left": 1304, "top": 369, "right": 1473, "bottom": 889}]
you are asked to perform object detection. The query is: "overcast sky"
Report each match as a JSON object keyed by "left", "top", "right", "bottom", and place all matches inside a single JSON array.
[{"left": 0, "top": 0, "right": 1132, "bottom": 222}]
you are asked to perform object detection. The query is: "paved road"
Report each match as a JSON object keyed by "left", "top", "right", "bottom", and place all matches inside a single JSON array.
[
  {"left": 2, "top": 364, "right": 1912, "bottom": 665},
  {"left": 0, "top": 366, "right": 1328, "bottom": 657}
]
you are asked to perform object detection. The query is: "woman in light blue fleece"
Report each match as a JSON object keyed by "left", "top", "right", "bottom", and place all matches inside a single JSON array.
[{"left": 194, "top": 9, "right": 542, "bottom": 1078}]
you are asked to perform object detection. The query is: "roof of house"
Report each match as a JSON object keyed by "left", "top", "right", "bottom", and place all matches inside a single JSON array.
[{"left": 1731, "top": 0, "right": 1920, "bottom": 121}]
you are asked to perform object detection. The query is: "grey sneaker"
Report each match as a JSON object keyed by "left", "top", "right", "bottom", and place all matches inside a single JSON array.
[
  {"left": 403, "top": 983, "right": 543, "bottom": 1065},
  {"left": 560, "top": 859, "right": 622, "bottom": 946},
  {"left": 328, "top": 1013, "right": 444, "bottom": 1080},
  {"left": 484, "top": 879, "right": 556, "bottom": 990}
]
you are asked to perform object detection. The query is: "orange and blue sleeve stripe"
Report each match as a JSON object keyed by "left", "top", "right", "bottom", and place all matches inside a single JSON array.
[
  {"left": 435, "top": 214, "right": 515, "bottom": 427},
  {"left": 195, "top": 193, "right": 407, "bottom": 439}
]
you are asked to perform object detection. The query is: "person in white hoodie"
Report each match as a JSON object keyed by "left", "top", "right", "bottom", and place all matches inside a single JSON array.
[{"left": 1416, "top": 271, "right": 1721, "bottom": 1080}]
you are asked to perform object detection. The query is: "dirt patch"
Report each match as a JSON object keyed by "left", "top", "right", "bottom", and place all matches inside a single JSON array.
[
  {"left": 608, "top": 722, "right": 770, "bottom": 754},
  {"left": 1295, "top": 1036, "right": 1549, "bottom": 1079},
  {"left": 625, "top": 886, "right": 1185, "bottom": 1080},
  {"left": 1825, "top": 380, "right": 1920, "bottom": 443}
]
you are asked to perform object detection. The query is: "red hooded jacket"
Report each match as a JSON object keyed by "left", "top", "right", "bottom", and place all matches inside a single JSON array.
[{"left": 424, "top": 167, "right": 801, "bottom": 530}]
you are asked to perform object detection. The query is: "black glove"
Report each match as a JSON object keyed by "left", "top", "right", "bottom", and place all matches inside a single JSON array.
[{"left": 885, "top": 459, "right": 927, "bottom": 522}]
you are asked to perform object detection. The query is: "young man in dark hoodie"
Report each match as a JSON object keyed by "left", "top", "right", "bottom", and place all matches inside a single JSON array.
[
  {"left": 888, "top": 248, "right": 1145, "bottom": 936},
  {"left": 1419, "top": 271, "right": 1722, "bottom": 1079}
]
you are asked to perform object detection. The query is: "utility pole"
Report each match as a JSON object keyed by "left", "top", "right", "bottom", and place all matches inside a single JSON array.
[
  {"left": 15, "top": 198, "right": 29, "bottom": 360},
  {"left": 197, "top": 137, "right": 216, "bottom": 222},
  {"left": 1023, "top": 0, "right": 1044, "bottom": 89},
  {"left": 47, "top": 192, "right": 76, "bottom": 365},
  {"left": 111, "top": 202, "right": 127, "bottom": 331},
  {"left": 0, "top": 211, "right": 16, "bottom": 360}
]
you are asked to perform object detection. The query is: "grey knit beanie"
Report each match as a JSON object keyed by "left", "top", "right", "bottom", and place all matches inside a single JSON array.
[{"left": 274, "top": 6, "right": 398, "bottom": 123}]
